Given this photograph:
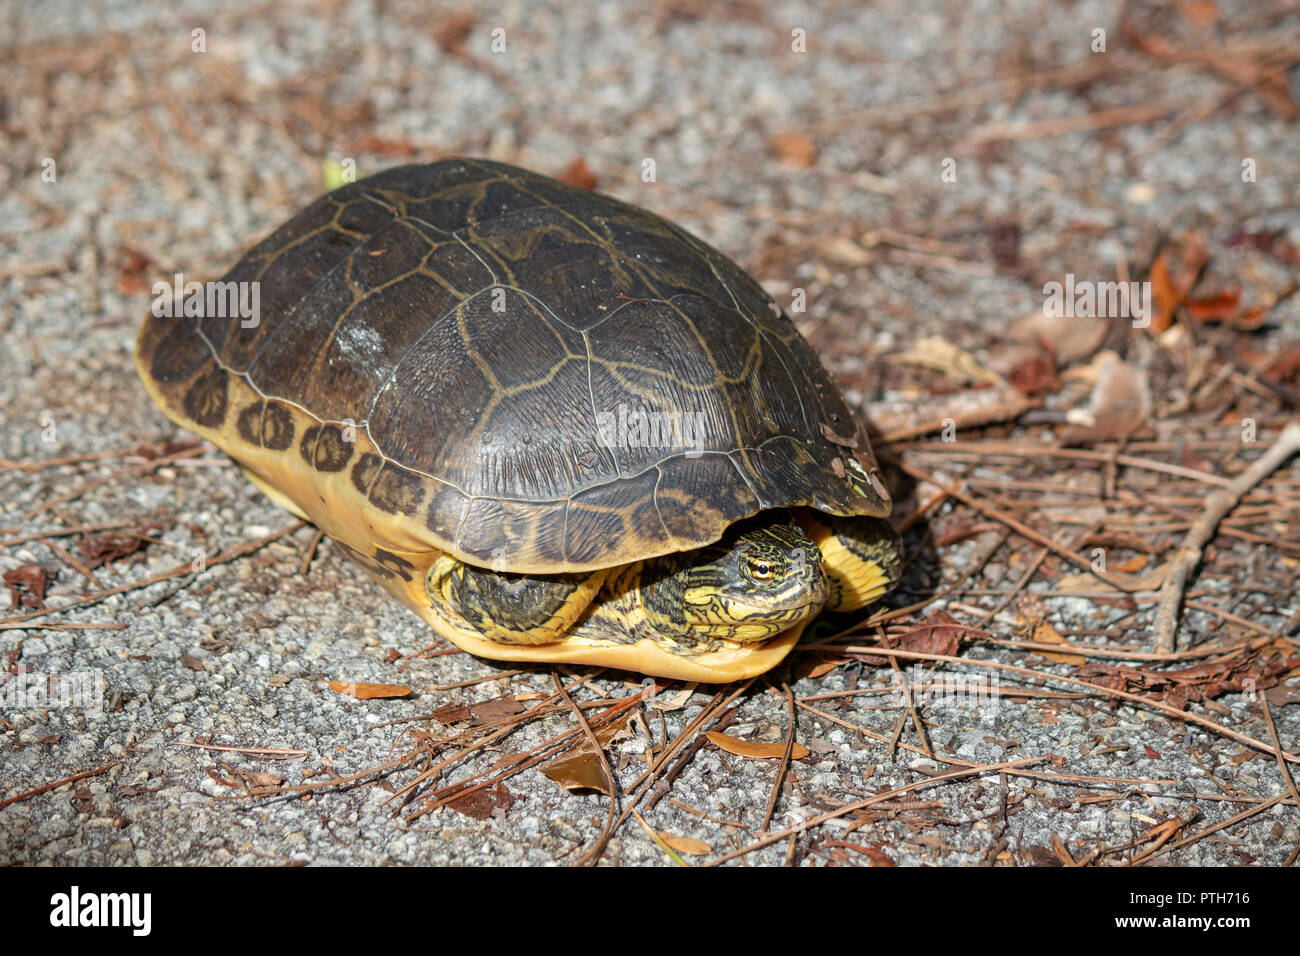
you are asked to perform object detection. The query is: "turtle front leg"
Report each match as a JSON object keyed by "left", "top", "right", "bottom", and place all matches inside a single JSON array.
[
  {"left": 795, "top": 512, "right": 902, "bottom": 612},
  {"left": 424, "top": 555, "right": 606, "bottom": 645}
]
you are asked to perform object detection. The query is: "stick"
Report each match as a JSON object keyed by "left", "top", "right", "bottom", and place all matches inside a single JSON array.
[{"left": 1152, "top": 422, "right": 1300, "bottom": 652}]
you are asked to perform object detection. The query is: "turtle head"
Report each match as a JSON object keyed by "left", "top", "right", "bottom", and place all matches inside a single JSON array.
[{"left": 640, "top": 514, "right": 829, "bottom": 646}]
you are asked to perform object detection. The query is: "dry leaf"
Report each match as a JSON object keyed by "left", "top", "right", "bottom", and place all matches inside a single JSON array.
[
  {"left": 556, "top": 157, "right": 597, "bottom": 190},
  {"left": 1056, "top": 561, "right": 1171, "bottom": 593},
  {"left": 1028, "top": 620, "right": 1086, "bottom": 666},
  {"left": 1265, "top": 685, "right": 1300, "bottom": 707},
  {"left": 658, "top": 832, "right": 711, "bottom": 856},
  {"left": 429, "top": 702, "right": 472, "bottom": 724},
  {"left": 435, "top": 10, "right": 477, "bottom": 52},
  {"left": 1009, "top": 309, "right": 1106, "bottom": 366},
  {"left": 1179, "top": 0, "right": 1219, "bottom": 25},
  {"left": 328, "top": 680, "right": 412, "bottom": 699},
  {"left": 770, "top": 131, "right": 817, "bottom": 167},
  {"left": 819, "top": 422, "right": 859, "bottom": 448},
  {"left": 896, "top": 337, "right": 1005, "bottom": 387},
  {"left": 543, "top": 750, "right": 613, "bottom": 795},
  {"left": 792, "top": 654, "right": 850, "bottom": 679},
  {"left": 470, "top": 695, "right": 525, "bottom": 721},
  {"left": 1111, "top": 554, "right": 1149, "bottom": 574},
  {"left": 542, "top": 710, "right": 633, "bottom": 795},
  {"left": 704, "top": 731, "right": 809, "bottom": 760},
  {"left": 448, "top": 782, "right": 514, "bottom": 820},
  {"left": 4, "top": 564, "right": 54, "bottom": 610},
  {"left": 115, "top": 245, "right": 154, "bottom": 297},
  {"left": 815, "top": 236, "right": 873, "bottom": 267},
  {"left": 858, "top": 610, "right": 980, "bottom": 664},
  {"left": 1059, "top": 352, "right": 1152, "bottom": 445},
  {"left": 78, "top": 518, "right": 169, "bottom": 569},
  {"left": 1185, "top": 287, "right": 1241, "bottom": 322},
  {"left": 1148, "top": 232, "right": 1209, "bottom": 333}
]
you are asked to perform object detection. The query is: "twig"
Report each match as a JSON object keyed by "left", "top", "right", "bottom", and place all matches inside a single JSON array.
[
  {"left": 705, "top": 755, "right": 1051, "bottom": 866},
  {"left": 171, "top": 742, "right": 310, "bottom": 757},
  {"left": 760, "top": 682, "right": 799, "bottom": 833},
  {"left": 842, "top": 645, "right": 1300, "bottom": 766},
  {"left": 556, "top": 673, "right": 619, "bottom": 867},
  {"left": 1153, "top": 422, "right": 1300, "bottom": 652},
  {"left": 1260, "top": 696, "right": 1300, "bottom": 816},
  {"left": 0, "top": 522, "right": 304, "bottom": 627},
  {"left": 0, "top": 761, "right": 118, "bottom": 809},
  {"left": 299, "top": 528, "right": 325, "bottom": 576}
]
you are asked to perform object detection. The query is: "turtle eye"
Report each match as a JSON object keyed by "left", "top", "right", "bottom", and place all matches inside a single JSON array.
[{"left": 747, "top": 557, "right": 776, "bottom": 583}]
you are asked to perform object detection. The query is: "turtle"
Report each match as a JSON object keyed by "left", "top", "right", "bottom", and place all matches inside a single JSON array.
[{"left": 135, "top": 158, "right": 902, "bottom": 682}]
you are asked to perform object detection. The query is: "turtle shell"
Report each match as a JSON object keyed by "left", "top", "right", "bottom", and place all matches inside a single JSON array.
[{"left": 136, "top": 158, "right": 890, "bottom": 572}]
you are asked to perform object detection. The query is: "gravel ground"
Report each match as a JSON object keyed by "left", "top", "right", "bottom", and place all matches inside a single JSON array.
[{"left": 1, "top": 0, "right": 1298, "bottom": 867}]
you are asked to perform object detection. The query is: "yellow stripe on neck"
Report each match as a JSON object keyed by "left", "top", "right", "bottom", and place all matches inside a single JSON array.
[{"left": 797, "top": 513, "right": 894, "bottom": 612}]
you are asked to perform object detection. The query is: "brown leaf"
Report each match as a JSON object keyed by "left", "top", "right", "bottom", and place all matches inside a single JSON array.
[
  {"left": 897, "top": 337, "right": 1005, "bottom": 387},
  {"left": 792, "top": 654, "right": 850, "bottom": 679},
  {"left": 132, "top": 439, "right": 201, "bottom": 460},
  {"left": 1178, "top": 0, "right": 1219, "bottom": 25},
  {"left": 556, "top": 157, "right": 597, "bottom": 191},
  {"left": 327, "top": 680, "right": 412, "bottom": 699},
  {"left": 858, "top": 610, "right": 979, "bottom": 665},
  {"left": 819, "top": 423, "right": 858, "bottom": 448},
  {"left": 470, "top": 695, "right": 525, "bottom": 721},
  {"left": 815, "top": 235, "right": 874, "bottom": 267},
  {"left": 448, "top": 782, "right": 514, "bottom": 820},
  {"left": 1006, "top": 349, "right": 1058, "bottom": 397},
  {"left": 658, "top": 832, "right": 712, "bottom": 856},
  {"left": 934, "top": 521, "right": 1002, "bottom": 547},
  {"left": 115, "top": 245, "right": 153, "bottom": 297},
  {"left": 1143, "top": 744, "right": 1161, "bottom": 759},
  {"left": 1075, "top": 654, "right": 1285, "bottom": 708},
  {"left": 541, "top": 710, "right": 634, "bottom": 795},
  {"left": 434, "top": 10, "right": 477, "bottom": 52},
  {"left": 770, "top": 131, "right": 817, "bottom": 167},
  {"left": 1265, "top": 685, "right": 1300, "bottom": 707},
  {"left": 705, "top": 731, "right": 809, "bottom": 760},
  {"left": 429, "top": 702, "right": 472, "bottom": 724},
  {"left": 1227, "top": 229, "right": 1300, "bottom": 266},
  {"left": 1185, "top": 287, "right": 1241, "bottom": 322},
  {"left": 823, "top": 839, "right": 895, "bottom": 866},
  {"left": 347, "top": 132, "right": 424, "bottom": 157},
  {"left": 180, "top": 654, "right": 206, "bottom": 672},
  {"left": 543, "top": 751, "right": 613, "bottom": 795},
  {"left": 1008, "top": 309, "right": 1106, "bottom": 366},
  {"left": 1111, "top": 555, "right": 1149, "bottom": 573},
  {"left": 1059, "top": 352, "right": 1152, "bottom": 446},
  {"left": 1147, "top": 232, "right": 1209, "bottom": 332},
  {"left": 78, "top": 518, "right": 169, "bottom": 569},
  {"left": 1028, "top": 620, "right": 1087, "bottom": 666},
  {"left": 988, "top": 220, "right": 1020, "bottom": 268},
  {"left": 4, "top": 564, "right": 54, "bottom": 610}
]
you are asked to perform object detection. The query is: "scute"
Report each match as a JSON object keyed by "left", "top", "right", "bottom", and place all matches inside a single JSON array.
[{"left": 135, "top": 158, "right": 890, "bottom": 573}]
